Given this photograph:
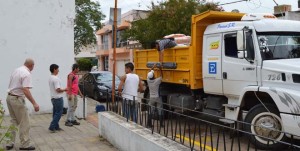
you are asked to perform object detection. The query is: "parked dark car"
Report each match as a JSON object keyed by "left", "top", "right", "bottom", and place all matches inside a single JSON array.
[{"left": 79, "top": 71, "right": 120, "bottom": 102}]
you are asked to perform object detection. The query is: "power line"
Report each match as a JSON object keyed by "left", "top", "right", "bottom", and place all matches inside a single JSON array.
[
  {"left": 272, "top": 0, "right": 278, "bottom": 6},
  {"left": 219, "top": 0, "right": 248, "bottom": 6},
  {"left": 247, "top": 0, "right": 273, "bottom": 10}
]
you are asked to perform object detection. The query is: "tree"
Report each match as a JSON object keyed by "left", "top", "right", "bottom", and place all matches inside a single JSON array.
[
  {"left": 122, "top": 0, "right": 223, "bottom": 48},
  {"left": 77, "top": 58, "right": 93, "bottom": 71},
  {"left": 74, "top": 0, "right": 105, "bottom": 54}
]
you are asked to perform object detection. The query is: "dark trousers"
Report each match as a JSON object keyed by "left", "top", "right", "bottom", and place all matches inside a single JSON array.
[
  {"left": 122, "top": 99, "right": 137, "bottom": 122},
  {"left": 49, "top": 97, "right": 64, "bottom": 130}
]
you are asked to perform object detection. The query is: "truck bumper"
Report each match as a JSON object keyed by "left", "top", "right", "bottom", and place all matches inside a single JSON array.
[{"left": 281, "top": 113, "right": 300, "bottom": 137}]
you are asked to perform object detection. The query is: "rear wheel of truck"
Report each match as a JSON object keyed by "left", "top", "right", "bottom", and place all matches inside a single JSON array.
[{"left": 244, "top": 104, "right": 287, "bottom": 150}]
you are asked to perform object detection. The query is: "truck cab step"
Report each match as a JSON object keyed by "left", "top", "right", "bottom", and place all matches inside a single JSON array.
[
  {"left": 223, "top": 104, "right": 239, "bottom": 109},
  {"left": 219, "top": 118, "right": 235, "bottom": 124}
]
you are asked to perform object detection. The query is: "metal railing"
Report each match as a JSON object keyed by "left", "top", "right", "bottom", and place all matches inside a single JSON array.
[{"left": 103, "top": 91, "right": 300, "bottom": 151}]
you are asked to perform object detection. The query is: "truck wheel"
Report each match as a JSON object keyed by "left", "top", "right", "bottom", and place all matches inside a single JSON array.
[{"left": 244, "top": 104, "right": 287, "bottom": 150}]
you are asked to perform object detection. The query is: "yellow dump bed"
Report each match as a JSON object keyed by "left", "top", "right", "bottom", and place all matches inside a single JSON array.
[{"left": 134, "top": 11, "right": 244, "bottom": 90}]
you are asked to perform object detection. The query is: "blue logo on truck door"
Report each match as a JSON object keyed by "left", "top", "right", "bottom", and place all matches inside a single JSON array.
[{"left": 209, "top": 62, "right": 217, "bottom": 74}]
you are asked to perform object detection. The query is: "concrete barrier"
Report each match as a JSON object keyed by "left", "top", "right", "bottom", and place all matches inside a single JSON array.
[{"left": 98, "top": 111, "right": 189, "bottom": 151}]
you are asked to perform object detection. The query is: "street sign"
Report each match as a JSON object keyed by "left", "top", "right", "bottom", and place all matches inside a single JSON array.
[{"left": 109, "top": 8, "right": 121, "bottom": 25}]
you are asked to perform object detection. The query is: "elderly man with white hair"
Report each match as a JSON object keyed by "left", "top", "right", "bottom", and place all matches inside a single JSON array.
[
  {"left": 147, "top": 63, "right": 164, "bottom": 127},
  {"left": 6, "top": 58, "right": 40, "bottom": 150}
]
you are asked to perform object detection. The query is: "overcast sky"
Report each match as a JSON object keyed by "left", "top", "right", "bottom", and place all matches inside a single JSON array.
[{"left": 97, "top": 0, "right": 299, "bottom": 22}]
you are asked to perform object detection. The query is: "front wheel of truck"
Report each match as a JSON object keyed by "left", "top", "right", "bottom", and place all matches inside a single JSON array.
[{"left": 244, "top": 104, "right": 287, "bottom": 150}]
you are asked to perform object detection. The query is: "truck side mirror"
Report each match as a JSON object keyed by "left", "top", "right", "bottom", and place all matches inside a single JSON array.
[
  {"left": 237, "top": 30, "right": 246, "bottom": 51},
  {"left": 237, "top": 51, "right": 247, "bottom": 59}
]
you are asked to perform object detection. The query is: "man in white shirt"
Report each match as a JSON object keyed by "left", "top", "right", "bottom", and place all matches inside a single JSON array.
[
  {"left": 118, "top": 62, "right": 144, "bottom": 122},
  {"left": 6, "top": 58, "right": 39, "bottom": 150},
  {"left": 48, "top": 64, "right": 67, "bottom": 133}
]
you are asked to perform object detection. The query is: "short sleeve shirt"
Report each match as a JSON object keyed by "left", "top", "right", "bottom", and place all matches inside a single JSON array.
[
  {"left": 158, "top": 39, "right": 177, "bottom": 52},
  {"left": 8, "top": 66, "right": 32, "bottom": 96},
  {"left": 49, "top": 75, "right": 63, "bottom": 99},
  {"left": 147, "top": 77, "right": 162, "bottom": 98}
]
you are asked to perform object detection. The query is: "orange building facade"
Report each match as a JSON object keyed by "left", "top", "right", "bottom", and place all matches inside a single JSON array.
[{"left": 96, "top": 10, "right": 148, "bottom": 76}]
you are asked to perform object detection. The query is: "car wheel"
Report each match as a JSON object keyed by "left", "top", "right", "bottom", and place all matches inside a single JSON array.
[
  {"left": 93, "top": 91, "right": 100, "bottom": 101},
  {"left": 244, "top": 104, "right": 287, "bottom": 150}
]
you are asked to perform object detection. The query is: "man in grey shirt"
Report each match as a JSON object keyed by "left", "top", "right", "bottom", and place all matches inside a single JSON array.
[{"left": 147, "top": 64, "right": 163, "bottom": 127}]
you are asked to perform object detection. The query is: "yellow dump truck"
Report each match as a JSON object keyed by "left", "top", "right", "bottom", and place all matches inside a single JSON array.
[
  {"left": 135, "top": 11, "right": 245, "bottom": 88},
  {"left": 134, "top": 10, "right": 300, "bottom": 149}
]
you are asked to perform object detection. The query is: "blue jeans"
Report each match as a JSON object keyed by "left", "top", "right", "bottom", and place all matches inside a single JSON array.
[
  {"left": 49, "top": 97, "right": 64, "bottom": 130},
  {"left": 122, "top": 99, "right": 137, "bottom": 122}
]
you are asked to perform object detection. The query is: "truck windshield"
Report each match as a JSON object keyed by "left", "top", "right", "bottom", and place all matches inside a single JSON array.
[{"left": 257, "top": 32, "right": 300, "bottom": 60}]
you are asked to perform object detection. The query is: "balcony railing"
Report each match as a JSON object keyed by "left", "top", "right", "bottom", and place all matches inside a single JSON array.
[
  {"left": 98, "top": 42, "right": 143, "bottom": 50},
  {"left": 125, "top": 43, "right": 143, "bottom": 49},
  {"left": 97, "top": 44, "right": 109, "bottom": 50}
]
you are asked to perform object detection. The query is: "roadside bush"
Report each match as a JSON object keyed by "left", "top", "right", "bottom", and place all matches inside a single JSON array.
[
  {"left": 0, "top": 100, "right": 16, "bottom": 151},
  {"left": 77, "top": 58, "right": 93, "bottom": 71}
]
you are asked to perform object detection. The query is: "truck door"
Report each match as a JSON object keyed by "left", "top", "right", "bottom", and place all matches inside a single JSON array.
[
  {"left": 203, "top": 34, "right": 223, "bottom": 94},
  {"left": 222, "top": 32, "right": 257, "bottom": 96}
]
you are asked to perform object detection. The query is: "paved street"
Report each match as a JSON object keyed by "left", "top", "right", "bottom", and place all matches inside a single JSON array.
[{"left": 2, "top": 98, "right": 117, "bottom": 151}]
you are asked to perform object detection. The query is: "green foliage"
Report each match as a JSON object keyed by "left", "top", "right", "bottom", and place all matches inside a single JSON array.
[
  {"left": 122, "top": 0, "right": 223, "bottom": 48},
  {"left": 0, "top": 100, "right": 16, "bottom": 151},
  {"left": 75, "top": 0, "right": 105, "bottom": 54},
  {"left": 77, "top": 58, "right": 93, "bottom": 71}
]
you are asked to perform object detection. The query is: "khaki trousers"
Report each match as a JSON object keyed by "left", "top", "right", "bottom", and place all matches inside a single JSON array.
[
  {"left": 66, "top": 94, "right": 78, "bottom": 121},
  {"left": 6, "top": 95, "right": 31, "bottom": 148}
]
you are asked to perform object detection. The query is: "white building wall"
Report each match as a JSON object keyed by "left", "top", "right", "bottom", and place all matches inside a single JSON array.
[
  {"left": 285, "top": 11, "right": 300, "bottom": 20},
  {"left": 277, "top": 11, "right": 300, "bottom": 21},
  {"left": 0, "top": 0, "right": 75, "bottom": 114}
]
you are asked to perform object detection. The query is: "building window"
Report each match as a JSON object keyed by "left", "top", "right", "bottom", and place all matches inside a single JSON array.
[
  {"left": 104, "top": 56, "right": 109, "bottom": 71},
  {"left": 102, "top": 35, "right": 109, "bottom": 50},
  {"left": 116, "top": 30, "right": 128, "bottom": 48}
]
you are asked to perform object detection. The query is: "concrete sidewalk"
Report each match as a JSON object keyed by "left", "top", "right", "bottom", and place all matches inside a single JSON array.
[{"left": 3, "top": 98, "right": 118, "bottom": 151}]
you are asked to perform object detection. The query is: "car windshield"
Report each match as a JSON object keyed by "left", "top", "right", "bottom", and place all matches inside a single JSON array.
[
  {"left": 257, "top": 32, "right": 300, "bottom": 60},
  {"left": 93, "top": 73, "right": 120, "bottom": 83}
]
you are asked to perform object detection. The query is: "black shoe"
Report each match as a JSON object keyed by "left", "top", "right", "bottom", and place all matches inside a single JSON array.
[
  {"left": 56, "top": 128, "right": 63, "bottom": 131},
  {"left": 49, "top": 128, "right": 56, "bottom": 133},
  {"left": 6, "top": 144, "right": 14, "bottom": 150},
  {"left": 71, "top": 120, "right": 80, "bottom": 125},
  {"left": 65, "top": 121, "right": 73, "bottom": 127},
  {"left": 19, "top": 146, "right": 35, "bottom": 150}
]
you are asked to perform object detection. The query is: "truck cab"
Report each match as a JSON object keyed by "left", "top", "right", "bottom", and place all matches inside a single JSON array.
[{"left": 135, "top": 11, "right": 300, "bottom": 149}]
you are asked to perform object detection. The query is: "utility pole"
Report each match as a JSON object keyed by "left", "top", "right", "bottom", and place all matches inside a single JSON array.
[{"left": 112, "top": 0, "right": 117, "bottom": 105}]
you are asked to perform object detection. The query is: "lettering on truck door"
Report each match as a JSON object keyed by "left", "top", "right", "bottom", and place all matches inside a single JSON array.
[{"left": 222, "top": 32, "right": 257, "bottom": 96}]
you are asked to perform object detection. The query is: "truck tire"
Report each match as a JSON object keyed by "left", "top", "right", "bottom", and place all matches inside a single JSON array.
[{"left": 244, "top": 104, "right": 287, "bottom": 150}]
